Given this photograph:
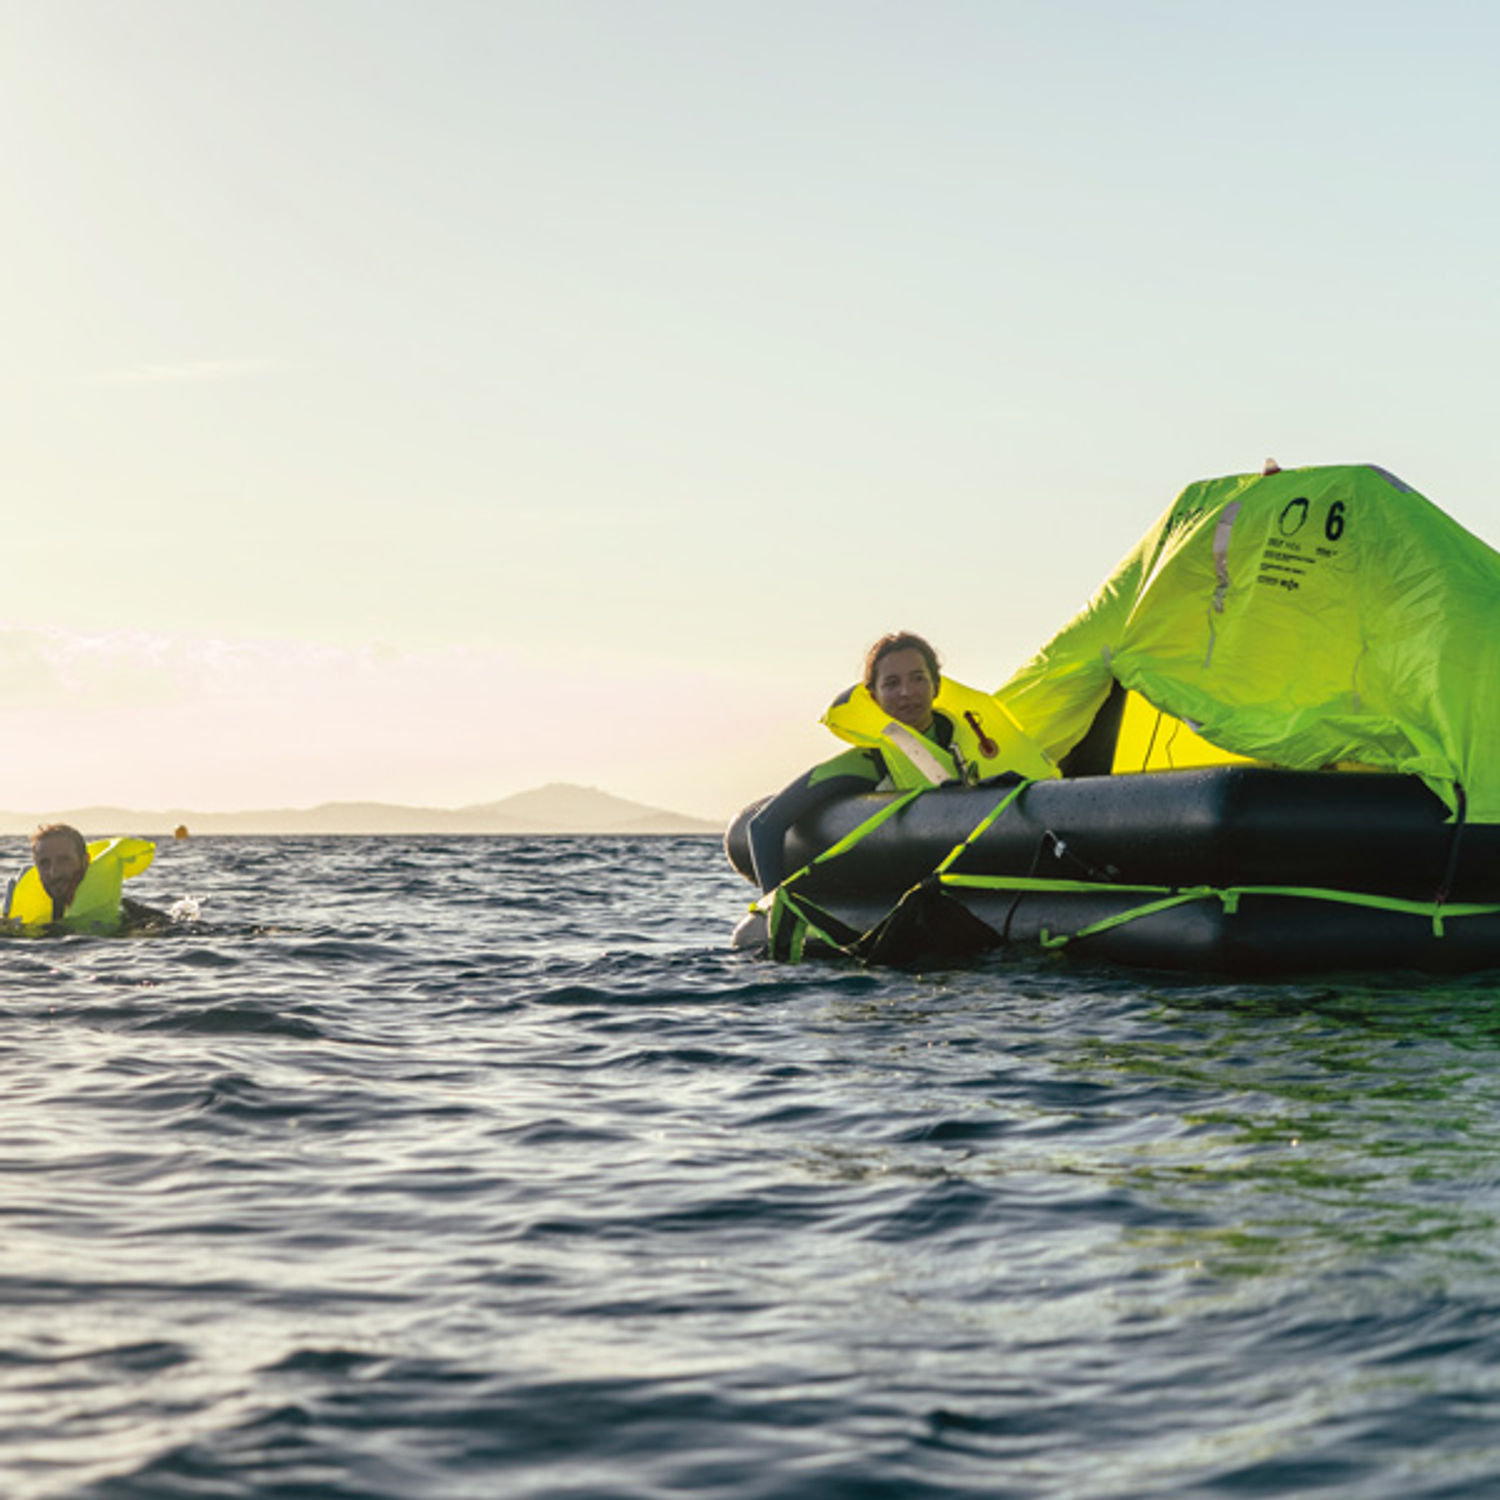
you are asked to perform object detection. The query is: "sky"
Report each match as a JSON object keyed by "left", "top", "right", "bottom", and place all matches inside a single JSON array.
[{"left": 3, "top": 1, "right": 1499, "bottom": 821}]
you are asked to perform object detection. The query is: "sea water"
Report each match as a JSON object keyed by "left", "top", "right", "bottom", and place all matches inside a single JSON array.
[{"left": 4, "top": 834, "right": 1500, "bottom": 1499}]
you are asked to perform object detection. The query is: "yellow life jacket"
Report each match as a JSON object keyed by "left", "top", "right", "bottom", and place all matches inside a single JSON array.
[
  {"left": 822, "top": 676, "right": 1059, "bottom": 789},
  {"left": 6, "top": 837, "right": 156, "bottom": 933}
]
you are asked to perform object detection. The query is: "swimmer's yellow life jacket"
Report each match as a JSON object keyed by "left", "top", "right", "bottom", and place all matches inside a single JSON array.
[
  {"left": 822, "top": 676, "right": 1058, "bottom": 790},
  {"left": 5, "top": 837, "right": 156, "bottom": 933}
]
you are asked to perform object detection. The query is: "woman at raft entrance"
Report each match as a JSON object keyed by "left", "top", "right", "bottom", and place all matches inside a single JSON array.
[{"left": 746, "top": 632, "right": 1056, "bottom": 892}]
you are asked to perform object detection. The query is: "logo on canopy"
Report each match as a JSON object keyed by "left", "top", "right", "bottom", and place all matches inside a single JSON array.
[{"left": 1278, "top": 497, "right": 1310, "bottom": 536}]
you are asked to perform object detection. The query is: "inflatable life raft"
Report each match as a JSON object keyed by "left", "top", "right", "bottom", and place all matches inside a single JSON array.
[
  {"left": 725, "top": 768, "right": 1500, "bottom": 975},
  {"left": 728, "top": 460, "right": 1500, "bottom": 975}
]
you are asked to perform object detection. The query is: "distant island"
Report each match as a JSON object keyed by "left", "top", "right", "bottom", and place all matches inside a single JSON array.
[{"left": 0, "top": 783, "right": 723, "bottom": 837}]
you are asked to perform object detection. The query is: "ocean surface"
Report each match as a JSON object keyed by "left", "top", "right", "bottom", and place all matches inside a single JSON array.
[{"left": 5, "top": 834, "right": 1500, "bottom": 1499}]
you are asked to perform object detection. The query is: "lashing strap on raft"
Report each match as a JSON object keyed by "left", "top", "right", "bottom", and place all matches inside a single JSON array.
[
  {"left": 933, "top": 778, "right": 1033, "bottom": 876},
  {"left": 753, "top": 789, "right": 925, "bottom": 961},
  {"left": 765, "top": 888, "right": 864, "bottom": 963},
  {"left": 753, "top": 781, "right": 1037, "bottom": 964},
  {"left": 937, "top": 871, "right": 1500, "bottom": 947}
]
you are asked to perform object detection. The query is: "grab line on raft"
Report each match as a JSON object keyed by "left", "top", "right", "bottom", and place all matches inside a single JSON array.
[
  {"left": 935, "top": 872, "right": 1500, "bottom": 948},
  {"left": 753, "top": 788, "right": 926, "bottom": 962}
]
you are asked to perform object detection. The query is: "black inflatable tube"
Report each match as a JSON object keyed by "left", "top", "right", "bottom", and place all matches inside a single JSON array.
[{"left": 724, "top": 767, "right": 1500, "bottom": 974}]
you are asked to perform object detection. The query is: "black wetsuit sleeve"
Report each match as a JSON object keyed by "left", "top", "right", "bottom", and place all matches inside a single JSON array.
[
  {"left": 121, "top": 896, "right": 169, "bottom": 929},
  {"left": 747, "top": 749, "right": 883, "bottom": 892}
]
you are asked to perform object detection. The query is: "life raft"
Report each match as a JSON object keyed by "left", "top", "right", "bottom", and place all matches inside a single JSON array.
[{"left": 724, "top": 767, "right": 1500, "bottom": 975}]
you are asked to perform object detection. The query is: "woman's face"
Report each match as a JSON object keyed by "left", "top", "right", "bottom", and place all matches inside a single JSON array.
[{"left": 871, "top": 647, "right": 936, "bottom": 731}]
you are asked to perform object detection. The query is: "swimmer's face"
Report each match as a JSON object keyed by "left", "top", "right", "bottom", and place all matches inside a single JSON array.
[
  {"left": 872, "top": 647, "right": 937, "bottom": 732},
  {"left": 33, "top": 832, "right": 87, "bottom": 905}
]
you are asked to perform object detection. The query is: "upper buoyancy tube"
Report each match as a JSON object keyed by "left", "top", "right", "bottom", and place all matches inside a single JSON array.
[
  {"left": 6, "top": 837, "right": 156, "bottom": 932},
  {"left": 994, "top": 463, "right": 1500, "bottom": 820},
  {"left": 823, "top": 675, "right": 1059, "bottom": 787}
]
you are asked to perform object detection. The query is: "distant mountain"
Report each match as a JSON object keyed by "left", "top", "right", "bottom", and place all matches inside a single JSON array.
[{"left": 0, "top": 784, "right": 722, "bottom": 837}]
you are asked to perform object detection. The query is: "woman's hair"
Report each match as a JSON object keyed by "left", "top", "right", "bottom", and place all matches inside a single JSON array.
[{"left": 862, "top": 632, "right": 941, "bottom": 692}]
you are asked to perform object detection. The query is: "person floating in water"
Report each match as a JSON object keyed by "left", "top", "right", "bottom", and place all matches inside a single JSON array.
[{"left": 4, "top": 824, "right": 166, "bottom": 932}]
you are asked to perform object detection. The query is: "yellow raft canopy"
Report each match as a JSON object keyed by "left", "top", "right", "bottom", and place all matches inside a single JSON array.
[{"left": 995, "top": 463, "right": 1500, "bottom": 822}]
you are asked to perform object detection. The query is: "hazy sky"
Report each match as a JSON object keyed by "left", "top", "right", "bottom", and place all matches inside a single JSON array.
[{"left": 4, "top": 1, "right": 1498, "bottom": 820}]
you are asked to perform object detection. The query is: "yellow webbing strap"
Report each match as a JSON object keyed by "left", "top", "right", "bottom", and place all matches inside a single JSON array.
[
  {"left": 765, "top": 888, "right": 862, "bottom": 962},
  {"left": 938, "top": 871, "right": 1500, "bottom": 948},
  {"left": 754, "top": 781, "right": 1036, "bottom": 964},
  {"left": 751, "top": 789, "right": 925, "bottom": 915},
  {"left": 934, "top": 779, "right": 1035, "bottom": 876},
  {"left": 753, "top": 789, "right": 926, "bottom": 960}
]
